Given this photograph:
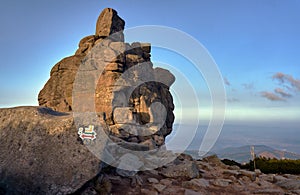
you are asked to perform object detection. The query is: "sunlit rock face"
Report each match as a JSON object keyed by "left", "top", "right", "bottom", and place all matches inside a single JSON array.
[
  {"left": 38, "top": 8, "right": 124, "bottom": 112},
  {"left": 38, "top": 8, "right": 175, "bottom": 150},
  {"left": 0, "top": 8, "right": 175, "bottom": 194}
]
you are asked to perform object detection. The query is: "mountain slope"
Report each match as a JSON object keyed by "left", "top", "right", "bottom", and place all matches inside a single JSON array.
[{"left": 215, "top": 145, "right": 300, "bottom": 163}]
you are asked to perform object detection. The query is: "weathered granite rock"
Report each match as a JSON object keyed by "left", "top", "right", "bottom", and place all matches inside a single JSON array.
[
  {"left": 95, "top": 8, "right": 125, "bottom": 41},
  {"left": 0, "top": 107, "right": 101, "bottom": 194},
  {"left": 153, "top": 183, "right": 166, "bottom": 192},
  {"left": 141, "top": 188, "right": 158, "bottom": 195},
  {"left": 38, "top": 55, "right": 85, "bottom": 112},
  {"left": 239, "top": 170, "right": 257, "bottom": 181},
  {"left": 182, "top": 178, "right": 210, "bottom": 190},
  {"left": 161, "top": 160, "right": 199, "bottom": 179},
  {"left": 276, "top": 179, "right": 300, "bottom": 190},
  {"left": 202, "top": 155, "right": 227, "bottom": 168},
  {"left": 159, "top": 178, "right": 172, "bottom": 186},
  {"left": 223, "top": 169, "right": 240, "bottom": 177},
  {"left": 184, "top": 189, "right": 203, "bottom": 195},
  {"left": 259, "top": 174, "right": 275, "bottom": 183},
  {"left": 211, "top": 178, "right": 233, "bottom": 187},
  {"left": 253, "top": 189, "right": 285, "bottom": 194},
  {"left": 39, "top": 8, "right": 175, "bottom": 151},
  {"left": 147, "top": 178, "right": 159, "bottom": 184},
  {"left": 38, "top": 8, "right": 125, "bottom": 112},
  {"left": 273, "top": 175, "right": 288, "bottom": 183}
]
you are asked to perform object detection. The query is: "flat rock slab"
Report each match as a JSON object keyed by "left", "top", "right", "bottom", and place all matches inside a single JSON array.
[
  {"left": 276, "top": 179, "right": 300, "bottom": 190},
  {"left": 0, "top": 107, "right": 101, "bottom": 194},
  {"left": 161, "top": 160, "right": 199, "bottom": 179}
]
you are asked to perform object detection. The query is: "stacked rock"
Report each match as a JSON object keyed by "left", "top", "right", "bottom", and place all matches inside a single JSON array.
[{"left": 39, "top": 8, "right": 175, "bottom": 150}]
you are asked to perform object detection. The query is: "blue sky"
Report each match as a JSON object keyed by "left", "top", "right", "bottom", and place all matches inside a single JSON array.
[{"left": 0, "top": 0, "right": 299, "bottom": 124}]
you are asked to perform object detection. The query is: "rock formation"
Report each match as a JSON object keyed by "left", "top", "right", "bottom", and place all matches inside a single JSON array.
[
  {"left": 39, "top": 8, "right": 175, "bottom": 150},
  {"left": 38, "top": 8, "right": 125, "bottom": 112},
  {"left": 0, "top": 107, "right": 101, "bottom": 194},
  {"left": 2, "top": 7, "right": 299, "bottom": 195},
  {"left": 0, "top": 8, "right": 176, "bottom": 193},
  {"left": 95, "top": 8, "right": 125, "bottom": 41}
]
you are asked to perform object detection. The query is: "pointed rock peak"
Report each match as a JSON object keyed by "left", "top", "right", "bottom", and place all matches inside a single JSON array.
[{"left": 96, "top": 8, "right": 125, "bottom": 41}]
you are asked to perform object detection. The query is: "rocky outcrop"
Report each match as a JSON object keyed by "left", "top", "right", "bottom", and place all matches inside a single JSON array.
[
  {"left": 38, "top": 55, "right": 83, "bottom": 112},
  {"left": 3, "top": 7, "right": 300, "bottom": 195},
  {"left": 91, "top": 40, "right": 175, "bottom": 150},
  {"left": 39, "top": 8, "right": 175, "bottom": 150},
  {"left": 38, "top": 8, "right": 125, "bottom": 112},
  {"left": 1, "top": 7, "right": 176, "bottom": 194},
  {"left": 95, "top": 8, "right": 125, "bottom": 41},
  {"left": 75, "top": 153, "right": 299, "bottom": 195},
  {"left": 0, "top": 107, "right": 101, "bottom": 194}
]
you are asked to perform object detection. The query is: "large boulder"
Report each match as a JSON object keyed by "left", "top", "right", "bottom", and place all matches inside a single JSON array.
[{"left": 0, "top": 107, "right": 101, "bottom": 194}]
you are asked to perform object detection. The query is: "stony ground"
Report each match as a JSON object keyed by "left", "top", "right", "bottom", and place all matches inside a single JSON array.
[
  {"left": 1, "top": 106, "right": 299, "bottom": 194},
  {"left": 77, "top": 154, "right": 300, "bottom": 195}
]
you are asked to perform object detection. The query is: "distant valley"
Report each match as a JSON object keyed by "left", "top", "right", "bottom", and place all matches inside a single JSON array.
[
  {"left": 185, "top": 145, "right": 300, "bottom": 163},
  {"left": 166, "top": 123, "right": 300, "bottom": 162}
]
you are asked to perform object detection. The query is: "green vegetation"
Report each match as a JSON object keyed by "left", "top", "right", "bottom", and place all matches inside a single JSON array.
[
  {"left": 221, "top": 159, "right": 241, "bottom": 167},
  {"left": 222, "top": 157, "right": 300, "bottom": 174},
  {"left": 248, "top": 157, "right": 300, "bottom": 174}
]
